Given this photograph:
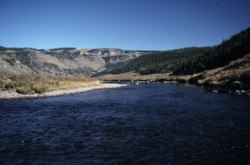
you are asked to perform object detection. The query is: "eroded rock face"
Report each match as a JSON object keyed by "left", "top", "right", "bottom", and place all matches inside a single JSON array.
[{"left": 0, "top": 47, "right": 146, "bottom": 76}]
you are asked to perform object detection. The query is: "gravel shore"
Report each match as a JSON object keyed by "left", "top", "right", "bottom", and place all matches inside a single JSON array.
[{"left": 0, "top": 83, "right": 128, "bottom": 99}]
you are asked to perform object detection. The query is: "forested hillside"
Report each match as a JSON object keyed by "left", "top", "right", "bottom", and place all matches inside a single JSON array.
[
  {"left": 173, "top": 27, "right": 250, "bottom": 74},
  {"left": 98, "top": 47, "right": 212, "bottom": 75},
  {"left": 98, "top": 27, "right": 250, "bottom": 76}
]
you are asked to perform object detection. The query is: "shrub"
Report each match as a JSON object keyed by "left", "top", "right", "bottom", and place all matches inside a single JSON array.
[
  {"left": 0, "top": 79, "right": 15, "bottom": 89},
  {"left": 16, "top": 87, "right": 35, "bottom": 95},
  {"left": 30, "top": 84, "right": 49, "bottom": 94}
]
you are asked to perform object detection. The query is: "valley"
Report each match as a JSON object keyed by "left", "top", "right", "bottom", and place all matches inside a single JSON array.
[{"left": 0, "top": 27, "right": 250, "bottom": 96}]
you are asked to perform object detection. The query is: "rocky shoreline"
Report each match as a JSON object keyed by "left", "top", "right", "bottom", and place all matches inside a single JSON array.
[
  {"left": 0, "top": 83, "right": 128, "bottom": 100},
  {"left": 107, "top": 79, "right": 250, "bottom": 96},
  {"left": 199, "top": 86, "right": 250, "bottom": 96}
]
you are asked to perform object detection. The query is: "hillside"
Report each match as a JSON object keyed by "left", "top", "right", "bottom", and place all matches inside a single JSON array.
[
  {"left": 98, "top": 27, "right": 250, "bottom": 76},
  {"left": 173, "top": 27, "right": 250, "bottom": 74},
  {"left": 97, "top": 47, "right": 213, "bottom": 75},
  {"left": 190, "top": 53, "right": 250, "bottom": 91},
  {"left": 0, "top": 47, "right": 146, "bottom": 76}
]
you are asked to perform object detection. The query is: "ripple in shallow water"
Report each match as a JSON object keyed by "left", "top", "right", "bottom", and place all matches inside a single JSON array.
[{"left": 1, "top": 83, "right": 250, "bottom": 164}]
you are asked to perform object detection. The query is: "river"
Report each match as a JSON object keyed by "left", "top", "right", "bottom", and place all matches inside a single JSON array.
[{"left": 1, "top": 83, "right": 250, "bottom": 164}]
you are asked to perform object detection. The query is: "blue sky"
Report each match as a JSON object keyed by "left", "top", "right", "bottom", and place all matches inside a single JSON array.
[{"left": 0, "top": 0, "right": 249, "bottom": 50}]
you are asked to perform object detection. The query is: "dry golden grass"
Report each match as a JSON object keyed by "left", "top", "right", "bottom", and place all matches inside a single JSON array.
[
  {"left": 195, "top": 54, "right": 250, "bottom": 87},
  {"left": 97, "top": 72, "right": 194, "bottom": 83},
  {"left": 0, "top": 74, "right": 100, "bottom": 95}
]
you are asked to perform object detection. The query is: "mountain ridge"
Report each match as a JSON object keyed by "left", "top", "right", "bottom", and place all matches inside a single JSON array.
[{"left": 0, "top": 47, "right": 148, "bottom": 76}]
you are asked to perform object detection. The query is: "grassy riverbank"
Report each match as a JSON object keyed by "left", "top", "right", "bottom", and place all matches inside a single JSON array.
[
  {"left": 0, "top": 74, "right": 100, "bottom": 95},
  {"left": 0, "top": 82, "right": 128, "bottom": 99}
]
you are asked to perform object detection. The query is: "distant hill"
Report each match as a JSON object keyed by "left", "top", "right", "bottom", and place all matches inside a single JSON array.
[
  {"left": 0, "top": 48, "right": 147, "bottom": 76},
  {"left": 97, "top": 47, "right": 213, "bottom": 75}
]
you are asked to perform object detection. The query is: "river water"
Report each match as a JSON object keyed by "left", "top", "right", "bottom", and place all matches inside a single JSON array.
[{"left": 1, "top": 83, "right": 250, "bottom": 164}]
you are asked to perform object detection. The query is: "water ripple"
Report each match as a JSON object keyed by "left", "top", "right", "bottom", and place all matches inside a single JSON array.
[{"left": 1, "top": 83, "right": 250, "bottom": 164}]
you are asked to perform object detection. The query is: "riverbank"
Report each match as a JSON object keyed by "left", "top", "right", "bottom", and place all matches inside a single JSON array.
[
  {"left": 98, "top": 72, "right": 250, "bottom": 96},
  {"left": 0, "top": 83, "right": 128, "bottom": 99},
  {"left": 97, "top": 53, "right": 250, "bottom": 96}
]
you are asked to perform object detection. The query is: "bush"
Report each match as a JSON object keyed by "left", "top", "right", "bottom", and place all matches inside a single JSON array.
[
  {"left": 16, "top": 87, "right": 35, "bottom": 95},
  {"left": 30, "top": 84, "right": 49, "bottom": 94},
  {"left": 0, "top": 79, "right": 15, "bottom": 89}
]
